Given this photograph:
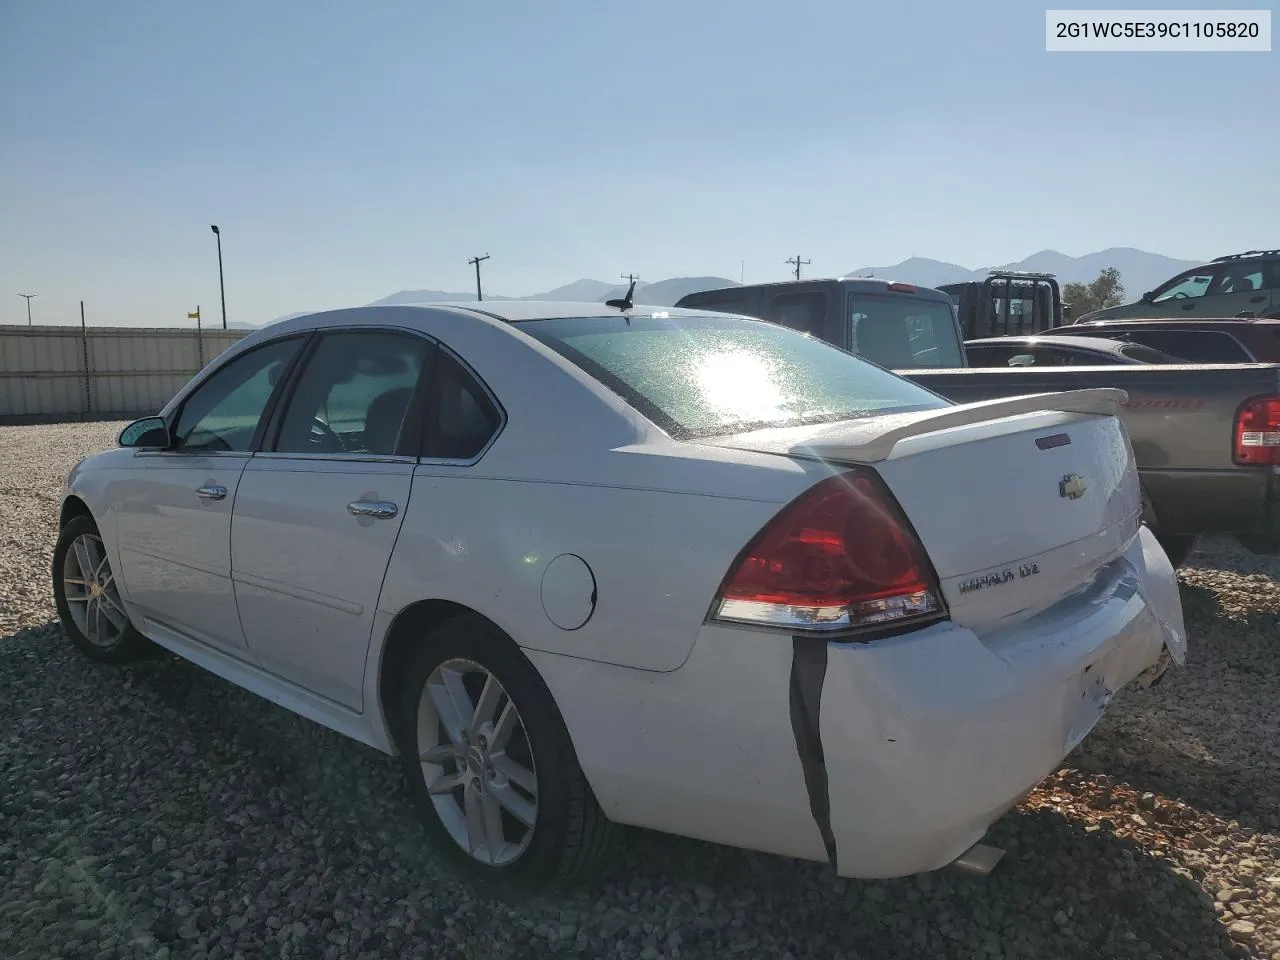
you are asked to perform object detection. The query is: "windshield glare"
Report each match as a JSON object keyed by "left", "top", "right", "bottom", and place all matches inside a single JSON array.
[
  {"left": 848, "top": 294, "right": 964, "bottom": 369},
  {"left": 521, "top": 314, "right": 948, "bottom": 439}
]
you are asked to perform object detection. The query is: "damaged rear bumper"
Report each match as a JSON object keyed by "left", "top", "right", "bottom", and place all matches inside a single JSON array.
[{"left": 529, "top": 528, "right": 1186, "bottom": 881}]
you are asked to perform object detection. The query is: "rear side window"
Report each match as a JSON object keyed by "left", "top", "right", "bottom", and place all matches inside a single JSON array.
[
  {"left": 521, "top": 314, "right": 947, "bottom": 440},
  {"left": 1117, "top": 330, "right": 1251, "bottom": 363},
  {"left": 848, "top": 294, "right": 963, "bottom": 369},
  {"left": 764, "top": 293, "right": 824, "bottom": 334},
  {"left": 422, "top": 352, "right": 502, "bottom": 461},
  {"left": 273, "top": 331, "right": 432, "bottom": 456}
]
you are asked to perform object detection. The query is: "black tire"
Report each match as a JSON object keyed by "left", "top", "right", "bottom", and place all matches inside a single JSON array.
[
  {"left": 397, "top": 613, "right": 614, "bottom": 895},
  {"left": 52, "top": 514, "right": 151, "bottom": 663},
  {"left": 1156, "top": 534, "right": 1196, "bottom": 570},
  {"left": 1140, "top": 485, "right": 1195, "bottom": 570}
]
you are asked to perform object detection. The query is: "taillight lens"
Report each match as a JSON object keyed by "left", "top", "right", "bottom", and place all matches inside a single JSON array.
[
  {"left": 1234, "top": 395, "right": 1280, "bottom": 466},
  {"left": 711, "top": 470, "right": 944, "bottom": 633}
]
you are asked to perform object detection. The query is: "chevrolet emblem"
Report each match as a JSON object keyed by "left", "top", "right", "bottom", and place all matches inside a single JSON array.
[{"left": 1059, "top": 474, "right": 1087, "bottom": 500}]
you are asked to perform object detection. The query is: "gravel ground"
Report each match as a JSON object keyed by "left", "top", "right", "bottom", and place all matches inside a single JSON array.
[{"left": 2, "top": 420, "right": 1279, "bottom": 960}]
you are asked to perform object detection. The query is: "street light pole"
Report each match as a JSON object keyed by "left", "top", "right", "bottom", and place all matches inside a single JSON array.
[
  {"left": 210, "top": 225, "right": 227, "bottom": 329},
  {"left": 18, "top": 293, "right": 37, "bottom": 326}
]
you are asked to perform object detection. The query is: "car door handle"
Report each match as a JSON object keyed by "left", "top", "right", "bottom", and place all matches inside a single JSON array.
[
  {"left": 196, "top": 485, "right": 227, "bottom": 500},
  {"left": 1180, "top": 302, "right": 1195, "bottom": 310},
  {"left": 1249, "top": 295, "right": 1267, "bottom": 303},
  {"left": 347, "top": 500, "right": 398, "bottom": 519}
]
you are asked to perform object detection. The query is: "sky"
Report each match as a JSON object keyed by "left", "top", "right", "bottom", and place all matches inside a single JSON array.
[{"left": 1, "top": 0, "right": 1276, "bottom": 327}]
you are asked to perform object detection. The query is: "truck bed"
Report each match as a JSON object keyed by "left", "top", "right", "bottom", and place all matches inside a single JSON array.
[{"left": 900, "top": 363, "right": 1280, "bottom": 543}]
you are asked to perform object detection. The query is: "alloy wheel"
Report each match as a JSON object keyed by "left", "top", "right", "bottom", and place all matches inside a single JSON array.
[
  {"left": 416, "top": 658, "right": 539, "bottom": 866},
  {"left": 61, "top": 533, "right": 130, "bottom": 648}
]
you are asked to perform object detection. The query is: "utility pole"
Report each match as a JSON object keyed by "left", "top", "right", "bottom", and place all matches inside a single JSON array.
[
  {"left": 210, "top": 225, "right": 227, "bottom": 329},
  {"left": 620, "top": 272, "right": 640, "bottom": 286},
  {"left": 468, "top": 254, "right": 490, "bottom": 301},
  {"left": 784, "top": 256, "right": 810, "bottom": 281},
  {"left": 18, "top": 293, "right": 37, "bottom": 326}
]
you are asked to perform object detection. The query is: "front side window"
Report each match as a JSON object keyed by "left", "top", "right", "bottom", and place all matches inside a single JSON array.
[
  {"left": 848, "top": 294, "right": 963, "bottom": 369},
  {"left": 172, "top": 337, "right": 303, "bottom": 453},
  {"left": 1151, "top": 269, "right": 1214, "bottom": 302},
  {"left": 520, "top": 313, "right": 947, "bottom": 440},
  {"left": 273, "top": 331, "right": 433, "bottom": 456}
]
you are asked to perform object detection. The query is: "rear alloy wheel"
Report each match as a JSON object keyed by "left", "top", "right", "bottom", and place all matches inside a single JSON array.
[
  {"left": 52, "top": 514, "right": 151, "bottom": 662},
  {"left": 398, "top": 615, "right": 614, "bottom": 893}
]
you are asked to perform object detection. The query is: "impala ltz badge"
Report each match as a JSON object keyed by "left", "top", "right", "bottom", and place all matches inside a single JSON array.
[{"left": 1059, "top": 474, "right": 1087, "bottom": 500}]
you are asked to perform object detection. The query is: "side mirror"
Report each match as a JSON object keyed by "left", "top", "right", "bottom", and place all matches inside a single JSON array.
[
  {"left": 1141, "top": 290, "right": 1155, "bottom": 303},
  {"left": 119, "top": 417, "right": 171, "bottom": 449}
]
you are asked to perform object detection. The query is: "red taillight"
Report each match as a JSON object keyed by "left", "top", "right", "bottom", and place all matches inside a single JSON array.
[
  {"left": 1234, "top": 395, "right": 1280, "bottom": 466},
  {"left": 886, "top": 282, "right": 917, "bottom": 293},
  {"left": 712, "top": 471, "right": 944, "bottom": 633}
]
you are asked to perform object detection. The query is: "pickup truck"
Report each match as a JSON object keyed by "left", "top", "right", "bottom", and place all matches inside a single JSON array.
[{"left": 675, "top": 278, "right": 1280, "bottom": 565}]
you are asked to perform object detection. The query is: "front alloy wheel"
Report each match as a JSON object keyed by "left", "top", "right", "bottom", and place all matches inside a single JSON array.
[{"left": 52, "top": 514, "right": 150, "bottom": 662}]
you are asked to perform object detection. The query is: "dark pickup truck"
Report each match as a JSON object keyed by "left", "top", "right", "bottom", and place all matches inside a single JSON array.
[{"left": 676, "top": 278, "right": 1280, "bottom": 564}]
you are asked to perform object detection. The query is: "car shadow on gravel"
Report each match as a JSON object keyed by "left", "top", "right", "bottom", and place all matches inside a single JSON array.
[
  {"left": 1073, "top": 581, "right": 1280, "bottom": 834},
  {"left": 1, "top": 622, "right": 1251, "bottom": 960},
  {"left": 584, "top": 804, "right": 1248, "bottom": 960}
]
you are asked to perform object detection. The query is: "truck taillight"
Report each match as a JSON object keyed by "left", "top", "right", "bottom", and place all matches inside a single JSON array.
[
  {"left": 1234, "top": 396, "right": 1280, "bottom": 466},
  {"left": 711, "top": 470, "right": 944, "bottom": 634}
]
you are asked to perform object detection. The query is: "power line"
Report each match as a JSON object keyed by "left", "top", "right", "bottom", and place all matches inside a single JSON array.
[
  {"left": 17, "top": 293, "right": 37, "bottom": 326},
  {"left": 468, "top": 254, "right": 491, "bottom": 301},
  {"left": 784, "top": 256, "right": 810, "bottom": 281}
]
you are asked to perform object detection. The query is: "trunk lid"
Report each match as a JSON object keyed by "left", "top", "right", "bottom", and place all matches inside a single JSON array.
[{"left": 703, "top": 390, "right": 1142, "bottom": 629}]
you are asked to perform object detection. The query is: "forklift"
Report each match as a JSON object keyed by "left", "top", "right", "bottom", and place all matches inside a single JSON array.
[{"left": 938, "top": 271, "right": 1065, "bottom": 340}]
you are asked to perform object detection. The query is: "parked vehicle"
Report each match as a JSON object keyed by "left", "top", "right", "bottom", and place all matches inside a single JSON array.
[
  {"left": 938, "top": 271, "right": 1064, "bottom": 339},
  {"left": 56, "top": 301, "right": 1184, "bottom": 891},
  {"left": 1075, "top": 249, "right": 1280, "bottom": 323},
  {"left": 965, "top": 335, "right": 1182, "bottom": 367},
  {"left": 1052, "top": 318, "right": 1280, "bottom": 364},
  {"left": 676, "top": 280, "right": 1280, "bottom": 565}
]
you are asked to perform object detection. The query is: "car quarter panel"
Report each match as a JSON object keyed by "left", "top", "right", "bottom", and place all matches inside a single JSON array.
[{"left": 376, "top": 460, "right": 804, "bottom": 673}]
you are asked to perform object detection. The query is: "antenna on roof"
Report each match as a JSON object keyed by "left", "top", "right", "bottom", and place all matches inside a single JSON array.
[{"left": 606, "top": 276, "right": 637, "bottom": 311}]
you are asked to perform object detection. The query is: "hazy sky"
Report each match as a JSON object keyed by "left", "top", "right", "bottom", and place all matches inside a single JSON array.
[{"left": 1, "top": 1, "right": 1276, "bottom": 327}]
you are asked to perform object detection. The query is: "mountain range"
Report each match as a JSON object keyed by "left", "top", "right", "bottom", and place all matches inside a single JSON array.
[{"left": 262, "top": 247, "right": 1206, "bottom": 325}]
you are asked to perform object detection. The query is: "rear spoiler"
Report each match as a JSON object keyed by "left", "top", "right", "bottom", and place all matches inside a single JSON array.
[{"left": 709, "top": 388, "right": 1128, "bottom": 464}]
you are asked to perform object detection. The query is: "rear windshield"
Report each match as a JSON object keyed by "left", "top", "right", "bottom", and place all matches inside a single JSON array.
[
  {"left": 847, "top": 294, "right": 964, "bottom": 369},
  {"left": 520, "top": 314, "right": 948, "bottom": 439}
]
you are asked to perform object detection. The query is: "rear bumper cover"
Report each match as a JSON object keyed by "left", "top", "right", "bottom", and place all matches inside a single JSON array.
[{"left": 530, "top": 527, "right": 1185, "bottom": 879}]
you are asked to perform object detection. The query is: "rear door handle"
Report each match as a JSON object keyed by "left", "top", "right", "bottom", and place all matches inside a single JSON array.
[
  {"left": 197, "top": 485, "right": 227, "bottom": 501},
  {"left": 1180, "top": 302, "right": 1195, "bottom": 310},
  {"left": 348, "top": 500, "right": 398, "bottom": 519},
  {"left": 1249, "top": 295, "right": 1267, "bottom": 303}
]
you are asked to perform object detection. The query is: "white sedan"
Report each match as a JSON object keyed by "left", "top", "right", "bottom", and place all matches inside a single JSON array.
[{"left": 54, "top": 300, "right": 1186, "bottom": 892}]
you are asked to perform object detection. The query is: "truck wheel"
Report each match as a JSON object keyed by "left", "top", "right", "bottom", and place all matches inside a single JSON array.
[{"left": 1156, "top": 534, "right": 1196, "bottom": 569}]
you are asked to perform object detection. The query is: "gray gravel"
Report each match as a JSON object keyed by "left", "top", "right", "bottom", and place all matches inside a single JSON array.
[{"left": 2, "top": 420, "right": 1279, "bottom": 960}]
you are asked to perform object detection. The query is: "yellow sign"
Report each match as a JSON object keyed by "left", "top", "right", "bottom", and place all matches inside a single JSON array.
[{"left": 188, "top": 309, "right": 200, "bottom": 320}]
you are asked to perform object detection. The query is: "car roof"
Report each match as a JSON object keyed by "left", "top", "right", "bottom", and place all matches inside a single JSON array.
[
  {"left": 965, "top": 335, "right": 1129, "bottom": 353},
  {"left": 678, "top": 277, "right": 955, "bottom": 302},
  {"left": 420, "top": 300, "right": 720, "bottom": 323},
  {"left": 1068, "top": 317, "right": 1280, "bottom": 329}
]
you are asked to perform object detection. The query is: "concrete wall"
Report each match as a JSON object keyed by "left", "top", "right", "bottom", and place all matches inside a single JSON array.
[{"left": 0, "top": 326, "right": 249, "bottom": 422}]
